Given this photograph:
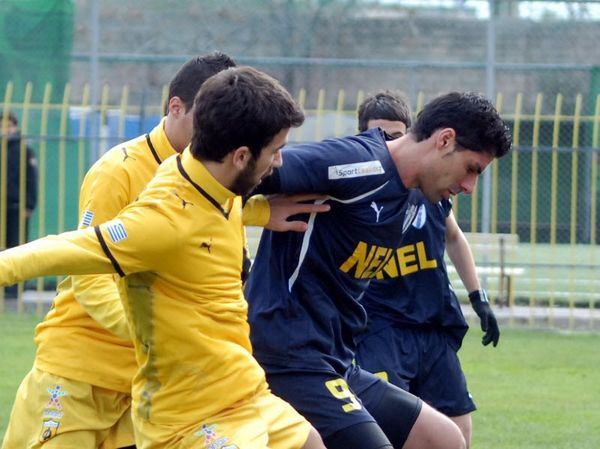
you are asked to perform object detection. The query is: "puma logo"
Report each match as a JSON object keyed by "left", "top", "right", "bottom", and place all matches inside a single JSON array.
[
  {"left": 370, "top": 201, "right": 383, "bottom": 223},
  {"left": 173, "top": 192, "right": 194, "bottom": 209},
  {"left": 121, "top": 147, "right": 136, "bottom": 162},
  {"left": 200, "top": 238, "right": 212, "bottom": 253}
]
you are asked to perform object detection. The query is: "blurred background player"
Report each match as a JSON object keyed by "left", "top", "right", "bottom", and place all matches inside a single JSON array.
[
  {"left": 356, "top": 90, "right": 411, "bottom": 139},
  {"left": 0, "top": 111, "right": 38, "bottom": 298},
  {"left": 245, "top": 91, "right": 511, "bottom": 449},
  {"left": 0, "top": 66, "right": 327, "bottom": 449},
  {"left": 354, "top": 90, "right": 500, "bottom": 448}
]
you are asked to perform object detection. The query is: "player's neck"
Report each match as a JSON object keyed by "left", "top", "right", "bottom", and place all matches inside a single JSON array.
[
  {"left": 201, "top": 157, "right": 239, "bottom": 194},
  {"left": 387, "top": 135, "right": 420, "bottom": 189},
  {"left": 163, "top": 117, "right": 188, "bottom": 153}
]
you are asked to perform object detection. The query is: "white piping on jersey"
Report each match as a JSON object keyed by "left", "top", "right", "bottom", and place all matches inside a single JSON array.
[{"left": 287, "top": 181, "right": 390, "bottom": 292}]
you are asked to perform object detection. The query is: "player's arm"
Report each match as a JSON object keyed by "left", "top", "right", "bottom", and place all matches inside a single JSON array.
[
  {"left": 243, "top": 193, "right": 330, "bottom": 232},
  {"left": 0, "top": 211, "right": 170, "bottom": 287},
  {"left": 0, "top": 230, "right": 117, "bottom": 286},
  {"left": 71, "top": 166, "right": 134, "bottom": 340},
  {"left": 446, "top": 211, "right": 500, "bottom": 347},
  {"left": 255, "top": 139, "right": 383, "bottom": 200},
  {"left": 445, "top": 211, "right": 480, "bottom": 292}
]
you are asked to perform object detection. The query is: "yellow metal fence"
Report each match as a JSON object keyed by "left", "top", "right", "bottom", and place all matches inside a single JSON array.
[{"left": 2, "top": 83, "right": 600, "bottom": 330}]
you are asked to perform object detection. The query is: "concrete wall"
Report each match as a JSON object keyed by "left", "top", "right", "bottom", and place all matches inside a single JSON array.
[{"left": 70, "top": 2, "right": 600, "bottom": 112}]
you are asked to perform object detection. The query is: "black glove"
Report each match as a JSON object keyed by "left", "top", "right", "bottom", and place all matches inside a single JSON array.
[{"left": 469, "top": 289, "right": 500, "bottom": 347}]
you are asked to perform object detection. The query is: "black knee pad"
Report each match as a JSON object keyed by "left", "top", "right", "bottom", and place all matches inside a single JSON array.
[
  {"left": 369, "top": 384, "right": 423, "bottom": 448},
  {"left": 323, "top": 421, "right": 393, "bottom": 449}
]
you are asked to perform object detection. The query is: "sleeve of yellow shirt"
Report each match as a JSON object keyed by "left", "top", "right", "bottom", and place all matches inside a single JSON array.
[
  {"left": 242, "top": 194, "right": 270, "bottom": 227},
  {"left": 93, "top": 203, "right": 182, "bottom": 277},
  {"left": 71, "top": 164, "right": 133, "bottom": 340},
  {"left": 0, "top": 229, "right": 117, "bottom": 285},
  {"left": 0, "top": 205, "right": 178, "bottom": 287}
]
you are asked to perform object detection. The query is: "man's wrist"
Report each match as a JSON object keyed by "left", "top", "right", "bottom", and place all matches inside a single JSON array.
[{"left": 468, "top": 289, "right": 488, "bottom": 304}]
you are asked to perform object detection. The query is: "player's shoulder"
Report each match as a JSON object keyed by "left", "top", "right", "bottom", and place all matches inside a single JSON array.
[
  {"left": 90, "top": 134, "right": 155, "bottom": 173},
  {"left": 106, "top": 133, "right": 153, "bottom": 161},
  {"left": 285, "top": 129, "right": 388, "bottom": 167}
]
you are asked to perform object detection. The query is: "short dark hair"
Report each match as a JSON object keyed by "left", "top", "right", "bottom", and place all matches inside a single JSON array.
[
  {"left": 357, "top": 90, "right": 412, "bottom": 132},
  {"left": 412, "top": 91, "right": 511, "bottom": 158},
  {"left": 165, "top": 51, "right": 236, "bottom": 114},
  {"left": 0, "top": 112, "right": 18, "bottom": 126},
  {"left": 190, "top": 66, "right": 305, "bottom": 162}
]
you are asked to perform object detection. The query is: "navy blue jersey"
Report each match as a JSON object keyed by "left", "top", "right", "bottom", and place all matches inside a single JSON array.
[
  {"left": 245, "top": 129, "right": 417, "bottom": 373},
  {"left": 360, "top": 191, "right": 468, "bottom": 346}
]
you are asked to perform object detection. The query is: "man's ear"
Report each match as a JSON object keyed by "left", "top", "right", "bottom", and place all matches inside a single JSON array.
[
  {"left": 435, "top": 128, "right": 457, "bottom": 152},
  {"left": 167, "top": 96, "right": 185, "bottom": 118},
  {"left": 231, "top": 146, "right": 252, "bottom": 170}
]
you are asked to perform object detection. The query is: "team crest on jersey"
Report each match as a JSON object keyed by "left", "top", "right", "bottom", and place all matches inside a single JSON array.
[
  {"left": 39, "top": 385, "right": 68, "bottom": 442},
  {"left": 39, "top": 419, "right": 59, "bottom": 442},
  {"left": 106, "top": 220, "right": 128, "bottom": 243},
  {"left": 194, "top": 423, "right": 237, "bottom": 449},
  {"left": 46, "top": 385, "right": 68, "bottom": 409},
  {"left": 412, "top": 204, "right": 427, "bottom": 229},
  {"left": 80, "top": 210, "right": 94, "bottom": 227},
  {"left": 402, "top": 203, "right": 418, "bottom": 234},
  {"left": 328, "top": 161, "right": 384, "bottom": 180}
]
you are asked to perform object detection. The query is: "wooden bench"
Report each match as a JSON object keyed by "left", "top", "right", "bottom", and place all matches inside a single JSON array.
[{"left": 451, "top": 232, "right": 520, "bottom": 307}]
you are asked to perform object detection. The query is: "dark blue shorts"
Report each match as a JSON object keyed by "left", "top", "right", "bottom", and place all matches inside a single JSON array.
[
  {"left": 265, "top": 363, "right": 422, "bottom": 449},
  {"left": 355, "top": 325, "right": 476, "bottom": 416}
]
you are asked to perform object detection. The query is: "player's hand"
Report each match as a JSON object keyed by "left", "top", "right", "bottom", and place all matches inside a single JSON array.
[
  {"left": 468, "top": 289, "right": 500, "bottom": 347},
  {"left": 265, "top": 194, "right": 330, "bottom": 232}
]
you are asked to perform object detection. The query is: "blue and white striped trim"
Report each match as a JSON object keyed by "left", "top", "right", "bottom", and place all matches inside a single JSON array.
[
  {"left": 105, "top": 220, "right": 128, "bottom": 243},
  {"left": 80, "top": 210, "right": 94, "bottom": 227}
]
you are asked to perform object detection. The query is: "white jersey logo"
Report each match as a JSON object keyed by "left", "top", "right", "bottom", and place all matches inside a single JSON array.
[
  {"left": 328, "top": 161, "right": 384, "bottom": 180},
  {"left": 402, "top": 203, "right": 418, "bottom": 234},
  {"left": 412, "top": 204, "right": 427, "bottom": 229},
  {"left": 370, "top": 201, "right": 383, "bottom": 223}
]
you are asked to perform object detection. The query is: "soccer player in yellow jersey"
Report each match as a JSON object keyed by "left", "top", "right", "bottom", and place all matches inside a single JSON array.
[
  {"left": 0, "top": 53, "right": 236, "bottom": 449},
  {"left": 0, "top": 66, "right": 326, "bottom": 449},
  {"left": 2, "top": 55, "right": 327, "bottom": 449}
]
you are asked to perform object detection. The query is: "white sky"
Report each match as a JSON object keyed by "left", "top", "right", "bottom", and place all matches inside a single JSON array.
[{"left": 376, "top": 1, "right": 600, "bottom": 20}]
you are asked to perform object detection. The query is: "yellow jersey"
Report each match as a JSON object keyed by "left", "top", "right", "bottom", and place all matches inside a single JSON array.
[
  {"left": 33, "top": 119, "right": 270, "bottom": 395},
  {"left": 0, "top": 149, "right": 269, "bottom": 425},
  {"left": 34, "top": 119, "right": 176, "bottom": 393}
]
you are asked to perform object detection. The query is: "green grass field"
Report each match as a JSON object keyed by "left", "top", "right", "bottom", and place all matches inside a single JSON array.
[
  {"left": 1, "top": 312, "right": 599, "bottom": 448},
  {"left": 0, "top": 312, "right": 38, "bottom": 443}
]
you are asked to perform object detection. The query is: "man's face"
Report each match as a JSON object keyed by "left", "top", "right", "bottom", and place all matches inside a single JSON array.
[
  {"left": 0, "top": 119, "right": 17, "bottom": 136},
  {"left": 367, "top": 119, "right": 407, "bottom": 139},
  {"left": 419, "top": 145, "right": 494, "bottom": 203},
  {"left": 230, "top": 128, "right": 288, "bottom": 196}
]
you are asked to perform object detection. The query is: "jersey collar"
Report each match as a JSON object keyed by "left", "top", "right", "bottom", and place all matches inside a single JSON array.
[
  {"left": 178, "top": 148, "right": 237, "bottom": 215},
  {"left": 147, "top": 117, "right": 177, "bottom": 163}
]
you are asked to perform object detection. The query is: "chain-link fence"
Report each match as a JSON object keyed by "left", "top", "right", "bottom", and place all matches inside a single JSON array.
[{"left": 1, "top": 0, "right": 600, "bottom": 327}]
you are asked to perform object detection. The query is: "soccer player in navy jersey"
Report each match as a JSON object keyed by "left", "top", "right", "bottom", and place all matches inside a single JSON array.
[
  {"left": 354, "top": 90, "right": 499, "bottom": 448},
  {"left": 245, "top": 91, "right": 511, "bottom": 449}
]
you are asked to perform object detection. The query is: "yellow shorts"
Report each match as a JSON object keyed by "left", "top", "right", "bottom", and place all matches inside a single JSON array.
[
  {"left": 134, "top": 385, "right": 312, "bottom": 449},
  {"left": 2, "top": 367, "right": 133, "bottom": 449}
]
